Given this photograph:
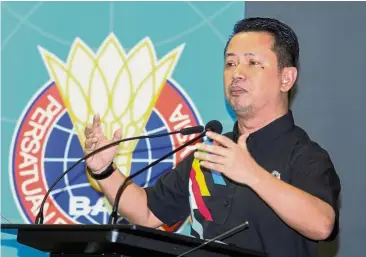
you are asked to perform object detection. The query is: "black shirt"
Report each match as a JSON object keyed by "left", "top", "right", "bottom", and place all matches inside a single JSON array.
[{"left": 145, "top": 110, "right": 341, "bottom": 257}]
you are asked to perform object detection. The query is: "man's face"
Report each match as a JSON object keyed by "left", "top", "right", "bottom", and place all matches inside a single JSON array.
[{"left": 224, "top": 31, "right": 286, "bottom": 117}]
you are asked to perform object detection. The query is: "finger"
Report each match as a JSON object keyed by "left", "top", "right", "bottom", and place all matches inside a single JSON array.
[
  {"left": 206, "top": 131, "right": 234, "bottom": 148},
  {"left": 199, "top": 161, "right": 224, "bottom": 173},
  {"left": 92, "top": 113, "right": 103, "bottom": 134},
  {"left": 195, "top": 142, "right": 229, "bottom": 157},
  {"left": 86, "top": 132, "right": 96, "bottom": 140},
  {"left": 194, "top": 151, "right": 226, "bottom": 164},
  {"left": 212, "top": 140, "right": 221, "bottom": 146},
  {"left": 84, "top": 123, "right": 94, "bottom": 136},
  {"left": 237, "top": 132, "right": 250, "bottom": 151},
  {"left": 93, "top": 113, "right": 100, "bottom": 126},
  {"left": 112, "top": 128, "right": 122, "bottom": 142},
  {"left": 93, "top": 114, "right": 101, "bottom": 128},
  {"left": 85, "top": 136, "right": 99, "bottom": 149}
]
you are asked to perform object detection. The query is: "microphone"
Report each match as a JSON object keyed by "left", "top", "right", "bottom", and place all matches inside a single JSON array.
[
  {"left": 34, "top": 125, "right": 204, "bottom": 224},
  {"left": 108, "top": 120, "right": 223, "bottom": 224},
  {"left": 177, "top": 126, "right": 205, "bottom": 135},
  {"left": 205, "top": 120, "right": 223, "bottom": 134},
  {"left": 177, "top": 221, "right": 249, "bottom": 257}
]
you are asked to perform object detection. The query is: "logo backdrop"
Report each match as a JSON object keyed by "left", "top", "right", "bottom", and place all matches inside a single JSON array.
[{"left": 1, "top": 2, "right": 245, "bottom": 256}]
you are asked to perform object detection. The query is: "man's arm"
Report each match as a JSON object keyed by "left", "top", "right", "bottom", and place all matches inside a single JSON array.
[
  {"left": 194, "top": 131, "right": 341, "bottom": 241},
  {"left": 84, "top": 113, "right": 191, "bottom": 227},
  {"left": 246, "top": 163, "right": 338, "bottom": 240},
  {"left": 96, "top": 168, "right": 164, "bottom": 228},
  {"left": 97, "top": 153, "right": 193, "bottom": 228}
]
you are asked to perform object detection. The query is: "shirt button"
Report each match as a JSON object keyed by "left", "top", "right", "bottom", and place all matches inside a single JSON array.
[{"left": 224, "top": 200, "right": 229, "bottom": 207}]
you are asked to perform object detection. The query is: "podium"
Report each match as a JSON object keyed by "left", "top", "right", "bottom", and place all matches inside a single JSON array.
[{"left": 1, "top": 223, "right": 267, "bottom": 257}]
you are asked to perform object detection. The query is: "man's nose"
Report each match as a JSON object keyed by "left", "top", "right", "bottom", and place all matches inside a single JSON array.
[{"left": 232, "top": 64, "right": 247, "bottom": 81}]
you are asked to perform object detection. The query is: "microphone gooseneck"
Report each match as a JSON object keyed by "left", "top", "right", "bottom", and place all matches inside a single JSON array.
[
  {"left": 34, "top": 125, "right": 204, "bottom": 224},
  {"left": 177, "top": 221, "right": 249, "bottom": 257},
  {"left": 108, "top": 131, "right": 206, "bottom": 224}
]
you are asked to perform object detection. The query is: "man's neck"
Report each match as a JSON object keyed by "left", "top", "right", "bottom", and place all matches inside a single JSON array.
[{"left": 237, "top": 106, "right": 288, "bottom": 135}]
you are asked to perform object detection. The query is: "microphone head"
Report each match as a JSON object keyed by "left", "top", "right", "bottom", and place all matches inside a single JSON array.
[
  {"left": 180, "top": 125, "right": 204, "bottom": 135},
  {"left": 205, "top": 120, "right": 223, "bottom": 134}
]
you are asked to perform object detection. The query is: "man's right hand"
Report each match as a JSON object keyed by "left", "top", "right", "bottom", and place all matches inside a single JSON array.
[
  {"left": 84, "top": 114, "right": 122, "bottom": 174},
  {"left": 83, "top": 114, "right": 164, "bottom": 228}
]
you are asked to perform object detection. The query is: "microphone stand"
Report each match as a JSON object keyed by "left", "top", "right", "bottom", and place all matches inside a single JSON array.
[
  {"left": 177, "top": 221, "right": 249, "bottom": 257},
  {"left": 35, "top": 127, "right": 203, "bottom": 224}
]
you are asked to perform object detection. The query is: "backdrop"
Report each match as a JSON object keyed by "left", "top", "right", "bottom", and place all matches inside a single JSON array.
[
  {"left": 2, "top": 2, "right": 366, "bottom": 257},
  {"left": 1, "top": 1, "right": 244, "bottom": 257}
]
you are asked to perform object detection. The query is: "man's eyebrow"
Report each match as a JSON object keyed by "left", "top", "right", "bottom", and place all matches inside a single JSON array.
[
  {"left": 225, "top": 53, "right": 236, "bottom": 57},
  {"left": 244, "top": 53, "right": 256, "bottom": 57},
  {"left": 225, "top": 52, "right": 257, "bottom": 58}
]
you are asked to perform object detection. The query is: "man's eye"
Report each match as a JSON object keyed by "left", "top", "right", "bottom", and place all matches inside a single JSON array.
[
  {"left": 226, "top": 62, "right": 236, "bottom": 67},
  {"left": 249, "top": 60, "right": 260, "bottom": 66}
]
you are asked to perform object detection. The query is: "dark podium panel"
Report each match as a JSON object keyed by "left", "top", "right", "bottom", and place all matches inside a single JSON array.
[{"left": 1, "top": 224, "right": 267, "bottom": 257}]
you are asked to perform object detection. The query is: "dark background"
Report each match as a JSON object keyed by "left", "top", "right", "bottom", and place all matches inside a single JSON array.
[{"left": 245, "top": 2, "right": 366, "bottom": 256}]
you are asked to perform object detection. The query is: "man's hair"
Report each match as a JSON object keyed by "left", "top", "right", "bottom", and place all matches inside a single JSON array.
[{"left": 224, "top": 17, "right": 300, "bottom": 70}]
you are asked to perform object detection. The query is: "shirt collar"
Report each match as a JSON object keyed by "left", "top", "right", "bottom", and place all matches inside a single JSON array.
[{"left": 232, "top": 110, "right": 295, "bottom": 144}]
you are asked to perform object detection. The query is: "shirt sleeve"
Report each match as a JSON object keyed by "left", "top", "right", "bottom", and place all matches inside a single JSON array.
[
  {"left": 290, "top": 142, "right": 341, "bottom": 240},
  {"left": 144, "top": 152, "right": 193, "bottom": 227}
]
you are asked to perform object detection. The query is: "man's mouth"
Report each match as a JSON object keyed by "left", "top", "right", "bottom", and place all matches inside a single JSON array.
[{"left": 229, "top": 86, "right": 247, "bottom": 96}]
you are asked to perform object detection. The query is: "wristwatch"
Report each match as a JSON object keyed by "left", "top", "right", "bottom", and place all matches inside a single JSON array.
[{"left": 88, "top": 162, "right": 117, "bottom": 180}]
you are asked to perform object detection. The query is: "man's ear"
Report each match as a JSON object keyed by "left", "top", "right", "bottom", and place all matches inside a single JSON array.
[{"left": 280, "top": 67, "right": 298, "bottom": 92}]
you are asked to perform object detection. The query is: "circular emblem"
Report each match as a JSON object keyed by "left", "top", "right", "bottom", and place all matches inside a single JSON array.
[{"left": 9, "top": 79, "right": 202, "bottom": 232}]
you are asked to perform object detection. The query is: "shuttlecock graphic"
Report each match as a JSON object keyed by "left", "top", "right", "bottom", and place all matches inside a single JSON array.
[{"left": 39, "top": 33, "right": 184, "bottom": 191}]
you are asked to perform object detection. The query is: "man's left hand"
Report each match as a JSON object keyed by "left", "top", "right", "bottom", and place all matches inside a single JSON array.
[{"left": 194, "top": 131, "right": 258, "bottom": 185}]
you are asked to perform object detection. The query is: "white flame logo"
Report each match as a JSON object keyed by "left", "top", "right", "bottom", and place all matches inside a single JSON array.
[{"left": 39, "top": 33, "right": 184, "bottom": 191}]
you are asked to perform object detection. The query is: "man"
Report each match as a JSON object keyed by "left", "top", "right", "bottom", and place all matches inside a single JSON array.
[{"left": 84, "top": 17, "right": 341, "bottom": 257}]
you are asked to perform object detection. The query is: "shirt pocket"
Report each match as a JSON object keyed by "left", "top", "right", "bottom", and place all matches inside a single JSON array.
[{"left": 203, "top": 182, "right": 237, "bottom": 225}]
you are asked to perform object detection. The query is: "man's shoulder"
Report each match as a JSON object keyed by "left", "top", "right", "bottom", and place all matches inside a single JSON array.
[{"left": 290, "top": 125, "right": 333, "bottom": 166}]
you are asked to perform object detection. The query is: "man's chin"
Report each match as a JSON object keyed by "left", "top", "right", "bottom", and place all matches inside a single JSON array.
[
  {"left": 234, "top": 107, "right": 251, "bottom": 113},
  {"left": 231, "top": 104, "right": 255, "bottom": 118},
  {"left": 230, "top": 101, "right": 251, "bottom": 113}
]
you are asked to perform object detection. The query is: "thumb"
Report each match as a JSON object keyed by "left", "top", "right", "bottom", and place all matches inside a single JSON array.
[
  {"left": 112, "top": 128, "right": 122, "bottom": 142},
  {"left": 237, "top": 132, "right": 249, "bottom": 151}
]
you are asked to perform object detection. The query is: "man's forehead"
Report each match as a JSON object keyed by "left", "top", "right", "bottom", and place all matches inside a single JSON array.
[
  {"left": 225, "top": 32, "right": 274, "bottom": 55},
  {"left": 230, "top": 31, "right": 274, "bottom": 44}
]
